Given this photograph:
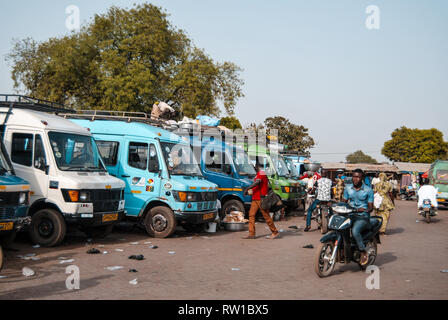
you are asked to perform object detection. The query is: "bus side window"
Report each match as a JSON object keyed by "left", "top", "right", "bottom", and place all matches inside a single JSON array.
[
  {"left": 128, "top": 142, "right": 148, "bottom": 170},
  {"left": 34, "top": 134, "right": 47, "bottom": 171},
  {"left": 97, "top": 141, "right": 120, "bottom": 166},
  {"left": 148, "top": 144, "right": 160, "bottom": 173},
  {"left": 11, "top": 133, "right": 34, "bottom": 167}
]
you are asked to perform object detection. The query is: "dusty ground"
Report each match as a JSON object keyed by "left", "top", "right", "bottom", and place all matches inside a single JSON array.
[{"left": 0, "top": 200, "right": 447, "bottom": 300}]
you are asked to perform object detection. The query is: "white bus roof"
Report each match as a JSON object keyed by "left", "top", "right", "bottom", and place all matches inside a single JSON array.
[{"left": 0, "top": 107, "right": 90, "bottom": 134}]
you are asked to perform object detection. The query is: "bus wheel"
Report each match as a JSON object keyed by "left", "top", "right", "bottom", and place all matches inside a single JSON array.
[
  {"left": 144, "top": 206, "right": 177, "bottom": 238},
  {"left": 29, "top": 209, "right": 66, "bottom": 247},
  {"left": 221, "top": 200, "right": 245, "bottom": 220}
]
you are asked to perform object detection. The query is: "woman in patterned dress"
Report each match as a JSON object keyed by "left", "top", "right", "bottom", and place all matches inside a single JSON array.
[{"left": 374, "top": 173, "right": 395, "bottom": 235}]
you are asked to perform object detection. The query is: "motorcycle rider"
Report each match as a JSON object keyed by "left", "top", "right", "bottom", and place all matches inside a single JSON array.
[
  {"left": 342, "top": 169, "right": 374, "bottom": 266},
  {"left": 417, "top": 179, "right": 438, "bottom": 214},
  {"left": 304, "top": 169, "right": 332, "bottom": 232}
]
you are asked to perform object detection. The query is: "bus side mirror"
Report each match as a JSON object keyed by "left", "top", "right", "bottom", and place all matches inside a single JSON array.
[{"left": 44, "top": 165, "right": 50, "bottom": 175}]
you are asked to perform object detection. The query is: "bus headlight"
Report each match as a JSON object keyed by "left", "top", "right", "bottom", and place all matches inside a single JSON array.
[
  {"left": 19, "top": 192, "right": 27, "bottom": 205},
  {"left": 79, "top": 191, "right": 90, "bottom": 202}
]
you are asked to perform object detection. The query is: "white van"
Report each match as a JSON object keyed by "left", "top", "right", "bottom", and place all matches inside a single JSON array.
[{"left": 0, "top": 95, "right": 125, "bottom": 247}]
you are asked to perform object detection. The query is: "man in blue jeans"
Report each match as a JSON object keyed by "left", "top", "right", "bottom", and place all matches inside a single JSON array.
[
  {"left": 304, "top": 169, "right": 332, "bottom": 232},
  {"left": 343, "top": 169, "right": 374, "bottom": 266}
]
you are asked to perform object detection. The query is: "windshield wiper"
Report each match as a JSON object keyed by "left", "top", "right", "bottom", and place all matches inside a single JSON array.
[{"left": 0, "top": 166, "right": 8, "bottom": 175}]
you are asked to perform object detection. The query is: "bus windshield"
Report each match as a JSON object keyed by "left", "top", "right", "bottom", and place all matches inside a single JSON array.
[
  {"left": 272, "top": 156, "right": 290, "bottom": 177},
  {"left": 160, "top": 142, "right": 203, "bottom": 177},
  {"left": 233, "top": 148, "right": 256, "bottom": 178},
  {"left": 284, "top": 158, "right": 299, "bottom": 178},
  {"left": 48, "top": 132, "right": 106, "bottom": 172},
  {"left": 0, "top": 143, "right": 13, "bottom": 175}
]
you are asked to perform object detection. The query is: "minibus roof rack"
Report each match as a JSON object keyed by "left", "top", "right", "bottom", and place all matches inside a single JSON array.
[
  {"left": 0, "top": 94, "right": 74, "bottom": 114},
  {"left": 61, "top": 110, "right": 176, "bottom": 129}
]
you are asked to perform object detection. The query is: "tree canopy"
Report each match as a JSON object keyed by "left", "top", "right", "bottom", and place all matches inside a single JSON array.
[
  {"left": 382, "top": 126, "right": 448, "bottom": 163},
  {"left": 346, "top": 150, "right": 378, "bottom": 164},
  {"left": 264, "top": 116, "right": 315, "bottom": 154},
  {"left": 7, "top": 3, "right": 244, "bottom": 118},
  {"left": 220, "top": 116, "right": 242, "bottom": 130}
]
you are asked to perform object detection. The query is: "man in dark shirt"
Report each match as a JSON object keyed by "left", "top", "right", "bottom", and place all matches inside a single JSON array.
[{"left": 243, "top": 163, "right": 279, "bottom": 239}]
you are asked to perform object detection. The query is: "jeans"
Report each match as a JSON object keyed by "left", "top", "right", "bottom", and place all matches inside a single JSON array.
[
  {"left": 352, "top": 218, "right": 370, "bottom": 252},
  {"left": 306, "top": 199, "right": 321, "bottom": 227}
]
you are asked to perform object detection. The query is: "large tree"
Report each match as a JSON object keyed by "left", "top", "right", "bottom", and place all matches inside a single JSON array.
[
  {"left": 264, "top": 116, "right": 315, "bottom": 154},
  {"left": 346, "top": 150, "right": 378, "bottom": 164},
  {"left": 382, "top": 126, "right": 448, "bottom": 163},
  {"left": 7, "top": 4, "right": 244, "bottom": 118},
  {"left": 220, "top": 116, "right": 242, "bottom": 130}
]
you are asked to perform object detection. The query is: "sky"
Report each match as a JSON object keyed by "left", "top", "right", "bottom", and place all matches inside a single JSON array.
[{"left": 0, "top": 0, "right": 447, "bottom": 163}]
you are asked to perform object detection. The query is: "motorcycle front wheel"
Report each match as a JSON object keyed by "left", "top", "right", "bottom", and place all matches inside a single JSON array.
[
  {"left": 320, "top": 209, "right": 329, "bottom": 234},
  {"left": 358, "top": 240, "right": 378, "bottom": 270},
  {"left": 315, "top": 241, "right": 336, "bottom": 277}
]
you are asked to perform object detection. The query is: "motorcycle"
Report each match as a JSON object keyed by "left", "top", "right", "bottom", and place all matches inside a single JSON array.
[
  {"left": 312, "top": 201, "right": 332, "bottom": 234},
  {"left": 400, "top": 187, "right": 417, "bottom": 201},
  {"left": 419, "top": 199, "right": 437, "bottom": 223},
  {"left": 314, "top": 203, "right": 383, "bottom": 278}
]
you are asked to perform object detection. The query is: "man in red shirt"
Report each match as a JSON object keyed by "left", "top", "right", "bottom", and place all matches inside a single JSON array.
[{"left": 243, "top": 163, "right": 279, "bottom": 239}]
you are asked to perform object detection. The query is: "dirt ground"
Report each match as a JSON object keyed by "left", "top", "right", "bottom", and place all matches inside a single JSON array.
[{"left": 0, "top": 200, "right": 447, "bottom": 300}]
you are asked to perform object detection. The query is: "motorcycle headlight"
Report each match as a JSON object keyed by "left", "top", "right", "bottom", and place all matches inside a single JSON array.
[{"left": 19, "top": 192, "right": 27, "bottom": 205}]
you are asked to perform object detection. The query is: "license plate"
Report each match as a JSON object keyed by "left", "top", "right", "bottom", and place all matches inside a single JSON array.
[
  {"left": 0, "top": 222, "right": 13, "bottom": 231},
  {"left": 102, "top": 214, "right": 118, "bottom": 222},
  {"left": 203, "top": 213, "right": 214, "bottom": 221}
]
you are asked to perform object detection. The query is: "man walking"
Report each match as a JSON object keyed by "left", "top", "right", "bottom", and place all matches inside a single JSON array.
[
  {"left": 304, "top": 169, "right": 332, "bottom": 232},
  {"left": 243, "top": 162, "right": 279, "bottom": 239}
]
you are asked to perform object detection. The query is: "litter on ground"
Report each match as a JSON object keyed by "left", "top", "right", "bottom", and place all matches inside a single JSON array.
[
  {"left": 59, "top": 259, "right": 75, "bottom": 264},
  {"left": 129, "top": 279, "right": 138, "bottom": 285},
  {"left": 129, "top": 255, "right": 145, "bottom": 261},
  {"left": 22, "top": 267, "right": 35, "bottom": 277},
  {"left": 106, "top": 266, "right": 124, "bottom": 271}
]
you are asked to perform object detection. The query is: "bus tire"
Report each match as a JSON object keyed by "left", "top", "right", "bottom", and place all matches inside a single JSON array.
[
  {"left": 29, "top": 209, "right": 66, "bottom": 247},
  {"left": 144, "top": 206, "right": 177, "bottom": 238}
]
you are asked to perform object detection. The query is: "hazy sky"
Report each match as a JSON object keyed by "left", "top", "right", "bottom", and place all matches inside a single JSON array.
[{"left": 1, "top": 0, "right": 447, "bottom": 163}]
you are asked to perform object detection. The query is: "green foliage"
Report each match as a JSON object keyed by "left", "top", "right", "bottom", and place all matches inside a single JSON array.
[
  {"left": 382, "top": 126, "right": 448, "bottom": 163},
  {"left": 220, "top": 116, "right": 242, "bottom": 130},
  {"left": 346, "top": 150, "right": 378, "bottom": 164},
  {"left": 264, "top": 116, "right": 315, "bottom": 154},
  {"left": 7, "top": 3, "right": 244, "bottom": 118}
]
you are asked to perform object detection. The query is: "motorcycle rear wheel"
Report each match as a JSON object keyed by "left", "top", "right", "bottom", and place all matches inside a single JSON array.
[
  {"left": 425, "top": 212, "right": 431, "bottom": 223},
  {"left": 315, "top": 241, "right": 336, "bottom": 278}
]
